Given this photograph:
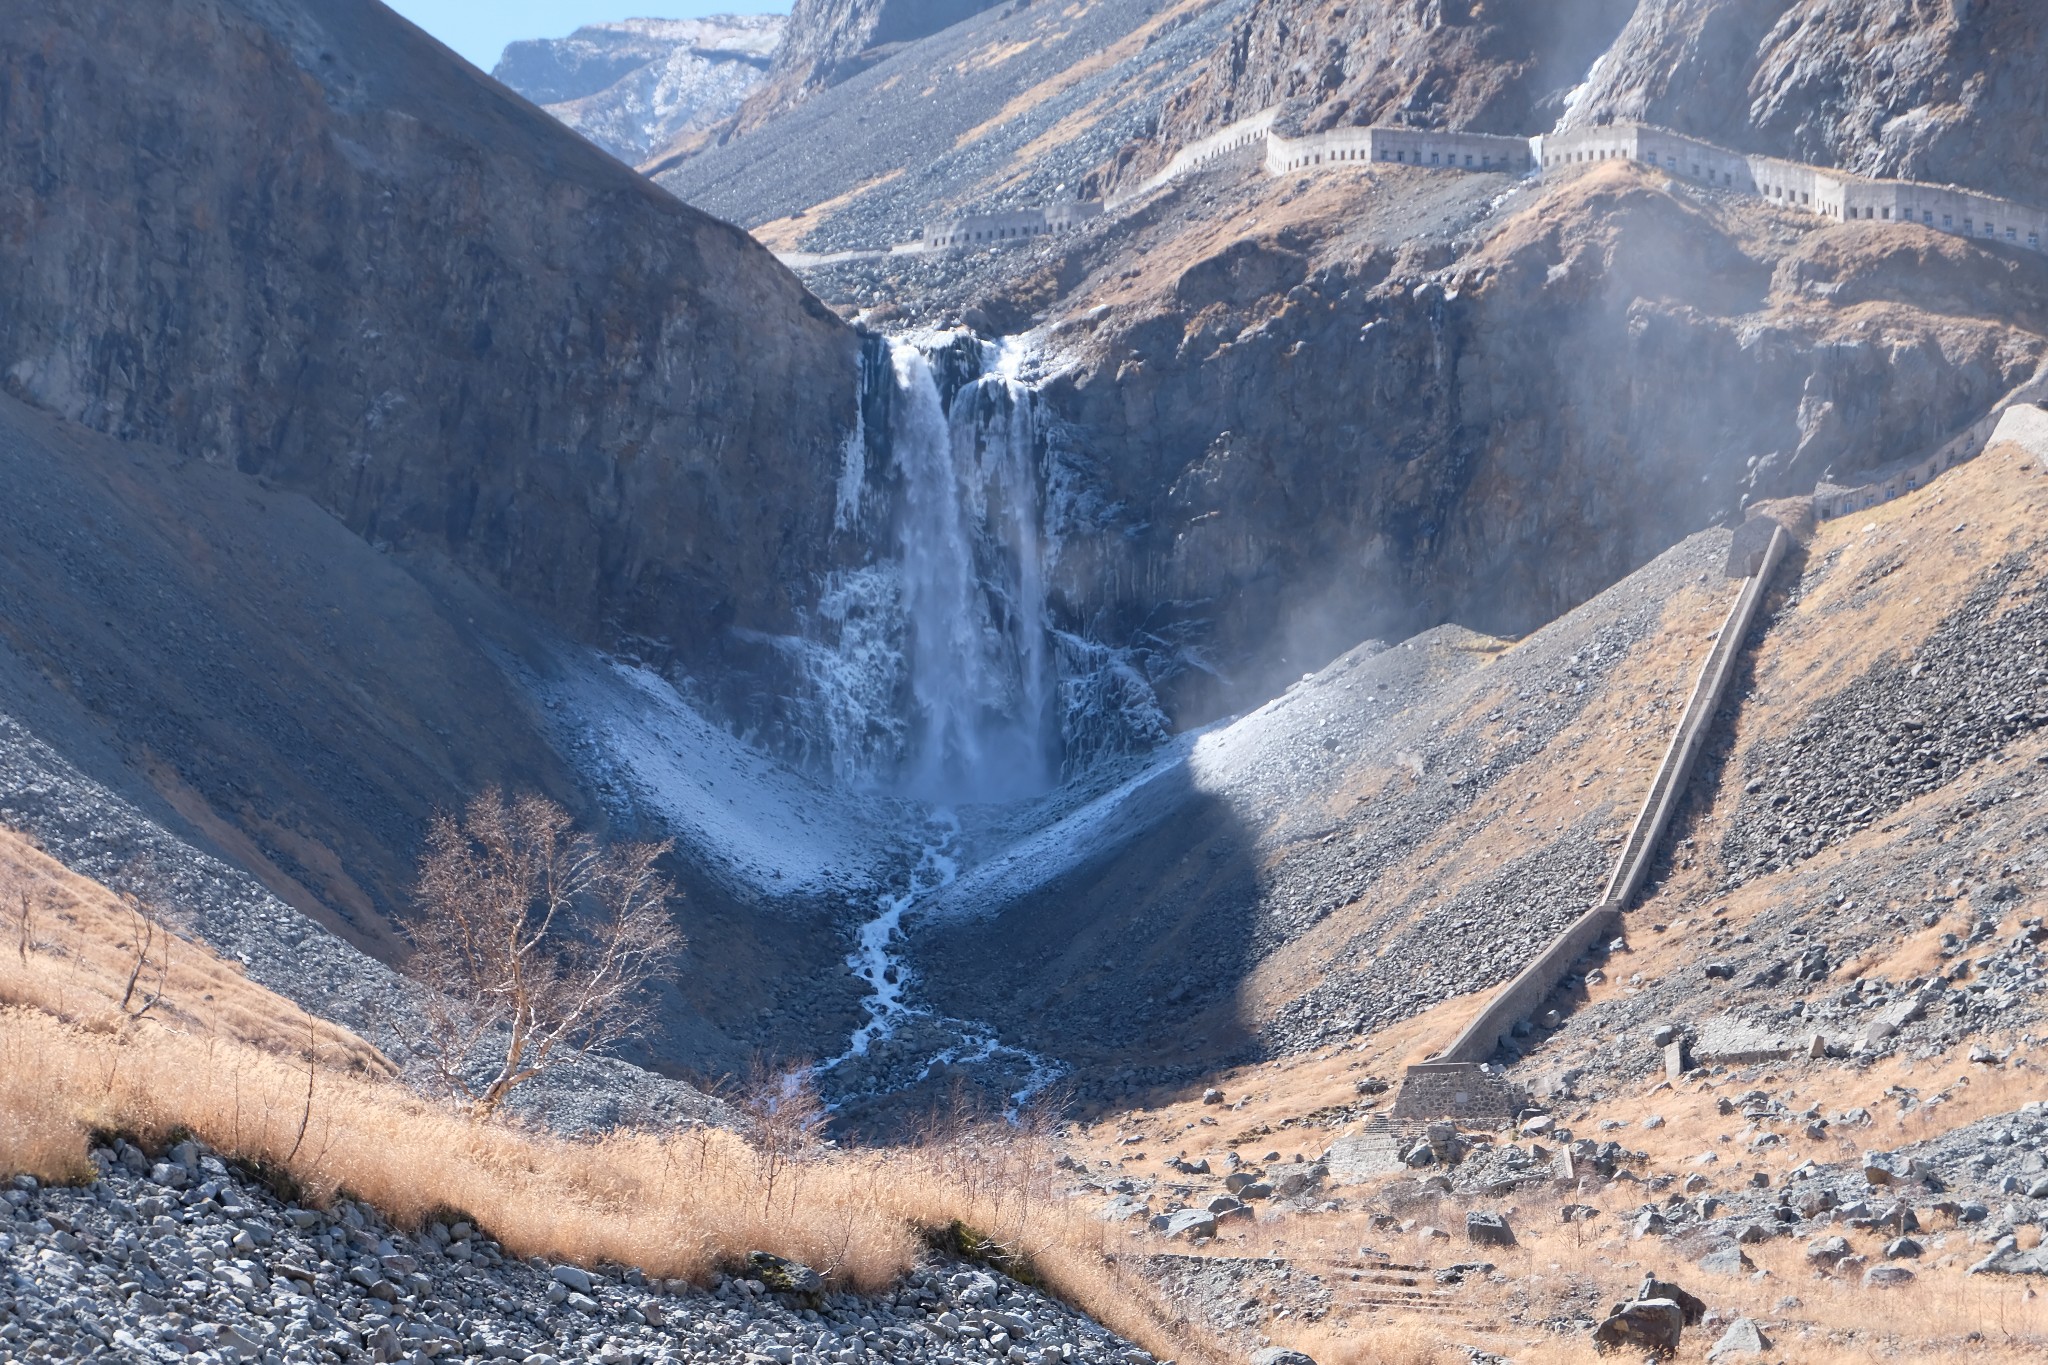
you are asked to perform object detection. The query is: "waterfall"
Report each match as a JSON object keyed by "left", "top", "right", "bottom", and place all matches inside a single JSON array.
[
  {"left": 889, "top": 338, "right": 1054, "bottom": 802},
  {"left": 796, "top": 331, "right": 1165, "bottom": 801}
]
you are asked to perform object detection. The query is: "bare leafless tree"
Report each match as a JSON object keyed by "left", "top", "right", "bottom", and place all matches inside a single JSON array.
[
  {"left": 114, "top": 865, "right": 177, "bottom": 1020},
  {"left": 400, "top": 789, "right": 685, "bottom": 1121},
  {"left": 4, "top": 865, "right": 39, "bottom": 965}
]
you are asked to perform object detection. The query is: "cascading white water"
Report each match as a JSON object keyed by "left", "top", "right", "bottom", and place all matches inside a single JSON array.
[
  {"left": 795, "top": 334, "right": 1173, "bottom": 1109},
  {"left": 804, "top": 331, "right": 1164, "bottom": 797},
  {"left": 888, "top": 337, "right": 1055, "bottom": 802}
]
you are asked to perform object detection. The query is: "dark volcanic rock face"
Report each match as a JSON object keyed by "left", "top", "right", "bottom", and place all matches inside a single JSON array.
[
  {"left": 0, "top": 0, "right": 857, "bottom": 729},
  {"left": 1165, "top": 0, "right": 2047, "bottom": 206},
  {"left": 1567, "top": 0, "right": 2048, "bottom": 205}
]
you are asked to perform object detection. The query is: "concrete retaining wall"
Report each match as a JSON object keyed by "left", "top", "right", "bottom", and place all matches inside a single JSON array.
[
  {"left": 1430, "top": 901, "right": 1622, "bottom": 1067},
  {"left": 1389, "top": 1061, "right": 1527, "bottom": 1122},
  {"left": 1265, "top": 125, "right": 1534, "bottom": 176},
  {"left": 1110, "top": 110, "right": 1277, "bottom": 208},
  {"left": 1600, "top": 522, "right": 1788, "bottom": 911},
  {"left": 1814, "top": 364, "right": 2048, "bottom": 519},
  {"left": 922, "top": 200, "right": 1103, "bottom": 249},
  {"left": 1539, "top": 124, "right": 2047, "bottom": 252}
]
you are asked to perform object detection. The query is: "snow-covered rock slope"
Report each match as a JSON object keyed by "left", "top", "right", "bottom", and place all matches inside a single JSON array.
[{"left": 493, "top": 16, "right": 784, "bottom": 165}]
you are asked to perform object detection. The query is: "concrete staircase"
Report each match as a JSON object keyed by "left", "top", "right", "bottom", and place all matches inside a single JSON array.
[{"left": 1389, "top": 519, "right": 1794, "bottom": 1119}]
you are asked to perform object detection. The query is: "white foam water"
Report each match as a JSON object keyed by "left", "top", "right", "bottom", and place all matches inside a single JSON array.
[{"left": 890, "top": 338, "right": 1055, "bottom": 802}]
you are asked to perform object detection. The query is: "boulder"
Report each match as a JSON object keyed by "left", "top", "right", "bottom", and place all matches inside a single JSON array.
[
  {"left": 1707, "top": 1318, "right": 1772, "bottom": 1361},
  {"left": 1466, "top": 1211, "right": 1515, "bottom": 1247},
  {"left": 1162, "top": 1209, "right": 1218, "bottom": 1239},
  {"left": 1969, "top": 1245, "right": 2048, "bottom": 1276},
  {"left": 1250, "top": 1351, "right": 1317, "bottom": 1365},
  {"left": 1637, "top": 1276, "right": 1706, "bottom": 1325},
  {"left": 1863, "top": 1264, "right": 1916, "bottom": 1288},
  {"left": 1592, "top": 1298, "right": 1684, "bottom": 1356},
  {"left": 746, "top": 1251, "right": 823, "bottom": 1297},
  {"left": 1805, "top": 1235, "right": 1852, "bottom": 1269},
  {"left": 1697, "top": 1246, "right": 1755, "bottom": 1276}
]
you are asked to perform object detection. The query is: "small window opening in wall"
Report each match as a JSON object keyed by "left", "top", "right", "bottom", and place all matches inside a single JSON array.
[
  {"left": 2009, "top": 228, "right": 2019, "bottom": 241},
  {"left": 1925, "top": 210, "right": 1935, "bottom": 224},
  {"left": 2032, "top": 234, "right": 2041, "bottom": 249},
  {"left": 1882, "top": 207, "right": 1891, "bottom": 219},
  {"left": 1465, "top": 154, "right": 1474, "bottom": 167},
  {"left": 1431, "top": 152, "right": 1440, "bottom": 165}
]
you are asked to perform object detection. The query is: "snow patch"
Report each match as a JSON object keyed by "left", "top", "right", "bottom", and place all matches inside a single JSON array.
[{"left": 534, "top": 650, "right": 903, "bottom": 899}]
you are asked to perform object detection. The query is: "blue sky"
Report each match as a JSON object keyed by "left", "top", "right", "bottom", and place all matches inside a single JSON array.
[{"left": 385, "top": 1, "right": 790, "bottom": 72}]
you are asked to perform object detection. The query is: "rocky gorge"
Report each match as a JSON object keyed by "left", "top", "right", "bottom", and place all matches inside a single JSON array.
[{"left": 3, "top": 0, "right": 2048, "bottom": 1361}]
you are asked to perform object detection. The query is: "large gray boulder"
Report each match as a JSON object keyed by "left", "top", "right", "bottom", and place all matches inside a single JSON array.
[
  {"left": 1708, "top": 1318, "right": 1772, "bottom": 1361},
  {"left": 1466, "top": 1210, "right": 1515, "bottom": 1247},
  {"left": 1250, "top": 1351, "right": 1317, "bottom": 1365},
  {"left": 1162, "top": 1209, "right": 1218, "bottom": 1239},
  {"left": 1592, "top": 1298, "right": 1685, "bottom": 1356}
]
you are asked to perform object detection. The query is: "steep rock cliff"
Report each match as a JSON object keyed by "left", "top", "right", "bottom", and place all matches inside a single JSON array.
[
  {"left": 492, "top": 15, "right": 782, "bottom": 165},
  {"left": 729, "top": 0, "right": 1008, "bottom": 133},
  {"left": 1153, "top": 0, "right": 1637, "bottom": 161},
  {"left": 1564, "top": 0, "right": 2048, "bottom": 205},
  {"left": 1031, "top": 162, "right": 2046, "bottom": 725},
  {"left": 0, "top": 0, "right": 857, "bottom": 733},
  {"left": 1157, "top": 0, "right": 2046, "bottom": 206}
]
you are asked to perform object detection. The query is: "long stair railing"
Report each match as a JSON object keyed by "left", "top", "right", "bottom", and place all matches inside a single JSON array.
[{"left": 1397, "top": 522, "right": 1790, "bottom": 1089}]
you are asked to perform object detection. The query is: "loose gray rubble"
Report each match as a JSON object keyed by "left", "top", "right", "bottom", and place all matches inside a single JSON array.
[{"left": 0, "top": 1141, "right": 1155, "bottom": 1365}]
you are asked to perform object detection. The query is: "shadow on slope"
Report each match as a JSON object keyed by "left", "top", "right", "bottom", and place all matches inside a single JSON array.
[
  {"left": 0, "top": 393, "right": 859, "bottom": 1076},
  {"left": 915, "top": 531, "right": 1750, "bottom": 1100}
]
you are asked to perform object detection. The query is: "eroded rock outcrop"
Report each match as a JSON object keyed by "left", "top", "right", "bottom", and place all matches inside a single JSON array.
[
  {"left": 1036, "top": 165, "right": 2044, "bottom": 723},
  {"left": 1565, "top": 0, "right": 2048, "bottom": 205},
  {"left": 730, "top": 0, "right": 1009, "bottom": 133},
  {"left": 1150, "top": 0, "right": 1637, "bottom": 172}
]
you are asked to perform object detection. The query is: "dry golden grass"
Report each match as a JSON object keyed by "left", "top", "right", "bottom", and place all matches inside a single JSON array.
[
  {"left": 0, "top": 1007, "right": 1226, "bottom": 1360},
  {"left": 0, "top": 835, "right": 1229, "bottom": 1365},
  {"left": 0, "top": 828, "right": 386, "bottom": 1070}
]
